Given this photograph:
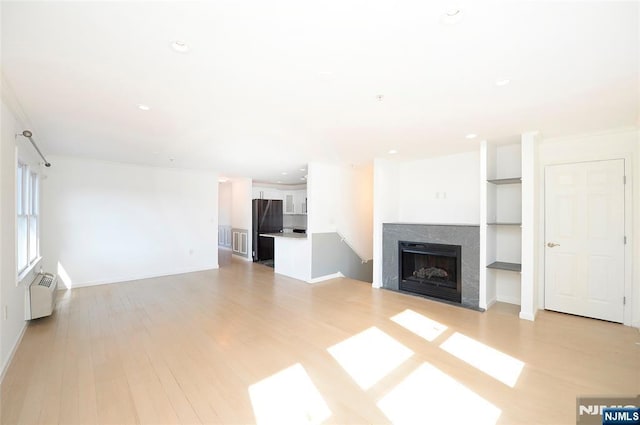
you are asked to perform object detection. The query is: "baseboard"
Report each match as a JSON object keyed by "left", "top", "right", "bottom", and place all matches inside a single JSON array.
[
  {"left": 496, "top": 296, "right": 521, "bottom": 306},
  {"left": 485, "top": 297, "right": 497, "bottom": 310},
  {"left": 57, "top": 264, "right": 220, "bottom": 290},
  {"left": 519, "top": 311, "right": 536, "bottom": 321},
  {"left": 306, "top": 272, "right": 344, "bottom": 284},
  {"left": 0, "top": 321, "right": 27, "bottom": 384}
]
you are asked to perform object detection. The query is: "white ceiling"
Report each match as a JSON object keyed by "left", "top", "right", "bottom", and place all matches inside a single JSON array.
[{"left": 1, "top": 1, "right": 638, "bottom": 184}]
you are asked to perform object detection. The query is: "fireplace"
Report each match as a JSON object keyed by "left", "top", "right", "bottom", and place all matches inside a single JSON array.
[{"left": 398, "top": 241, "right": 461, "bottom": 303}]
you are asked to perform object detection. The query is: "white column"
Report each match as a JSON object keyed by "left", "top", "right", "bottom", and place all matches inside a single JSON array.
[
  {"left": 479, "top": 141, "right": 488, "bottom": 309},
  {"left": 372, "top": 159, "right": 399, "bottom": 288},
  {"left": 520, "top": 132, "right": 539, "bottom": 321}
]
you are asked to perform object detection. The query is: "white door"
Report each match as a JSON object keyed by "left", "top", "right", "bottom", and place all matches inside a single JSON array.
[{"left": 544, "top": 160, "right": 625, "bottom": 322}]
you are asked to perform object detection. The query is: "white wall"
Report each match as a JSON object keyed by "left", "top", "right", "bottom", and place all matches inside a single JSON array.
[
  {"left": 41, "top": 157, "right": 219, "bottom": 287},
  {"left": 372, "top": 150, "right": 481, "bottom": 287},
  {"left": 397, "top": 151, "right": 481, "bottom": 224},
  {"left": 307, "top": 162, "right": 374, "bottom": 261},
  {"left": 230, "top": 177, "right": 252, "bottom": 259},
  {"left": 0, "top": 95, "right": 42, "bottom": 378},
  {"left": 537, "top": 127, "right": 639, "bottom": 327},
  {"left": 218, "top": 182, "right": 232, "bottom": 227}
]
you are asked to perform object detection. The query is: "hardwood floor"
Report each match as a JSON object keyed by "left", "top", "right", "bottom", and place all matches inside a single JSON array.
[{"left": 2, "top": 252, "right": 639, "bottom": 424}]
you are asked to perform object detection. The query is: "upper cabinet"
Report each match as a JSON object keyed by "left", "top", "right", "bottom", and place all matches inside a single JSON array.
[
  {"left": 284, "top": 193, "right": 295, "bottom": 214},
  {"left": 252, "top": 187, "right": 284, "bottom": 201},
  {"left": 253, "top": 186, "right": 307, "bottom": 215},
  {"left": 284, "top": 189, "right": 307, "bottom": 214}
]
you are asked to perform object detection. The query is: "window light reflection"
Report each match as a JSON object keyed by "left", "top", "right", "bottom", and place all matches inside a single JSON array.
[
  {"left": 440, "top": 332, "right": 524, "bottom": 387},
  {"left": 248, "top": 363, "right": 331, "bottom": 425},
  {"left": 328, "top": 327, "right": 413, "bottom": 390},
  {"left": 377, "top": 362, "right": 502, "bottom": 425},
  {"left": 390, "top": 309, "right": 448, "bottom": 342},
  {"left": 57, "top": 262, "right": 73, "bottom": 289}
]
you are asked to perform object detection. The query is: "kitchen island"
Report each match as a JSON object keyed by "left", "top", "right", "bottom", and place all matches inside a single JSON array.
[{"left": 260, "top": 233, "right": 310, "bottom": 281}]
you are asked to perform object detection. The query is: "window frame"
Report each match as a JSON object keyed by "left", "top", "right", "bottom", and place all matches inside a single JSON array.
[{"left": 17, "top": 161, "right": 40, "bottom": 278}]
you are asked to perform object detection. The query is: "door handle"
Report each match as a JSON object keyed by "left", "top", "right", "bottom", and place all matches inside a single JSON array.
[{"left": 546, "top": 242, "right": 560, "bottom": 248}]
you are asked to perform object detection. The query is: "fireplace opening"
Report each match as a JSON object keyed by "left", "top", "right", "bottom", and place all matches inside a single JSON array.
[{"left": 398, "top": 241, "right": 461, "bottom": 303}]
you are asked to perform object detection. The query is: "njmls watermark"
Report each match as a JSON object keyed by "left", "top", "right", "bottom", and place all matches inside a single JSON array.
[{"left": 577, "top": 395, "right": 640, "bottom": 425}]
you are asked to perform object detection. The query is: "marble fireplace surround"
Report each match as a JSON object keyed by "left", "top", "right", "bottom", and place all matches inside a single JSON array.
[{"left": 382, "top": 223, "right": 481, "bottom": 310}]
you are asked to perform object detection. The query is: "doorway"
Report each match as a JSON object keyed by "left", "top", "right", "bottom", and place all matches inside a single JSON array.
[{"left": 544, "top": 159, "right": 625, "bottom": 322}]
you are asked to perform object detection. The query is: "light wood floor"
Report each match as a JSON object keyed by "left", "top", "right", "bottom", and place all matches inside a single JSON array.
[{"left": 2, "top": 251, "right": 639, "bottom": 424}]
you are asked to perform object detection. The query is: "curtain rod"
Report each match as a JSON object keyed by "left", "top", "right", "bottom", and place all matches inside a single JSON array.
[{"left": 20, "top": 130, "right": 51, "bottom": 167}]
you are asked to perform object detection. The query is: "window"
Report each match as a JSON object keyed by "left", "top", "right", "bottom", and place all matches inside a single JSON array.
[{"left": 17, "top": 162, "right": 39, "bottom": 275}]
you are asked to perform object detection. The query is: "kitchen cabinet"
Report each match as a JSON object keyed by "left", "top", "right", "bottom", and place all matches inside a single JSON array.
[
  {"left": 283, "top": 189, "right": 307, "bottom": 215},
  {"left": 284, "top": 192, "right": 295, "bottom": 214},
  {"left": 253, "top": 186, "right": 307, "bottom": 215},
  {"left": 252, "top": 187, "right": 284, "bottom": 201}
]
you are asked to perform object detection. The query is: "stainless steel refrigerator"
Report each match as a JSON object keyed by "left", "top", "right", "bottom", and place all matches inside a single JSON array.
[{"left": 252, "top": 199, "right": 283, "bottom": 263}]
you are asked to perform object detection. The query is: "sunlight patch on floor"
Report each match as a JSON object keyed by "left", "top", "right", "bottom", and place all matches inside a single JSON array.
[
  {"left": 440, "top": 332, "right": 524, "bottom": 387},
  {"left": 377, "top": 362, "right": 502, "bottom": 425},
  {"left": 248, "top": 363, "right": 331, "bottom": 425},
  {"left": 328, "top": 327, "right": 413, "bottom": 390},
  {"left": 390, "top": 309, "right": 448, "bottom": 342}
]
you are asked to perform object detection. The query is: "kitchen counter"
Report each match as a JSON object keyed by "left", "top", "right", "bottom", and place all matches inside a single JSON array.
[
  {"left": 260, "top": 233, "right": 307, "bottom": 239},
  {"left": 259, "top": 233, "right": 310, "bottom": 281}
]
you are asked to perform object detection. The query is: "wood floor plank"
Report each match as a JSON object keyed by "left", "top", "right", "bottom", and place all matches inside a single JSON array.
[{"left": 1, "top": 251, "right": 638, "bottom": 425}]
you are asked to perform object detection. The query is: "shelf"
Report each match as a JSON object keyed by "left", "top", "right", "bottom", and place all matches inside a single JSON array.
[
  {"left": 487, "top": 177, "right": 522, "bottom": 185},
  {"left": 487, "top": 222, "right": 522, "bottom": 226},
  {"left": 487, "top": 261, "right": 522, "bottom": 272}
]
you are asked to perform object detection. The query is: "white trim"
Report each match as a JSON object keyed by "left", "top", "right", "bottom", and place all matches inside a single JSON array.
[
  {"left": 306, "top": 272, "right": 344, "bottom": 284},
  {"left": 16, "top": 256, "right": 42, "bottom": 285},
  {"left": 519, "top": 311, "right": 536, "bottom": 321},
  {"left": 485, "top": 297, "right": 497, "bottom": 310},
  {"left": 479, "top": 141, "right": 488, "bottom": 309},
  {"left": 520, "top": 132, "right": 538, "bottom": 321},
  {"left": 56, "top": 264, "right": 219, "bottom": 290},
  {"left": 0, "top": 321, "right": 27, "bottom": 384},
  {"left": 497, "top": 295, "right": 521, "bottom": 306}
]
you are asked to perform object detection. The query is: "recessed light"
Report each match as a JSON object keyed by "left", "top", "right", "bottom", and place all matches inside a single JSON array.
[
  {"left": 495, "top": 79, "right": 510, "bottom": 87},
  {"left": 171, "top": 40, "right": 189, "bottom": 53},
  {"left": 465, "top": 134, "right": 477, "bottom": 139},
  {"left": 277, "top": 180, "right": 283, "bottom": 183},
  {"left": 218, "top": 178, "right": 229, "bottom": 183},
  {"left": 281, "top": 172, "right": 288, "bottom": 175},
  {"left": 300, "top": 177, "right": 306, "bottom": 181},
  {"left": 441, "top": 8, "right": 463, "bottom": 24},
  {"left": 299, "top": 168, "right": 306, "bottom": 171},
  {"left": 137, "top": 104, "right": 150, "bottom": 111},
  {"left": 388, "top": 149, "right": 398, "bottom": 154}
]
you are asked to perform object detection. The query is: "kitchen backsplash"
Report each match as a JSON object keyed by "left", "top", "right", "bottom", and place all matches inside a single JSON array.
[{"left": 283, "top": 214, "right": 307, "bottom": 229}]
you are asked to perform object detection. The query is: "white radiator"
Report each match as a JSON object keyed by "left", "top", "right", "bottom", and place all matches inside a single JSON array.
[{"left": 25, "top": 273, "right": 58, "bottom": 320}]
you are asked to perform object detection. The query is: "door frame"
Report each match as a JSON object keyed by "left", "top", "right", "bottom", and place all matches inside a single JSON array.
[{"left": 538, "top": 155, "right": 633, "bottom": 326}]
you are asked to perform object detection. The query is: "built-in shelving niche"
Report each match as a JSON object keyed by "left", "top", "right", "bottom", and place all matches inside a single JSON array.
[{"left": 484, "top": 142, "right": 523, "bottom": 308}]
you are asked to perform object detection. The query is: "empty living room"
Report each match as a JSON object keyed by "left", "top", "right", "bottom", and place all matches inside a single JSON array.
[{"left": 1, "top": 1, "right": 639, "bottom": 424}]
